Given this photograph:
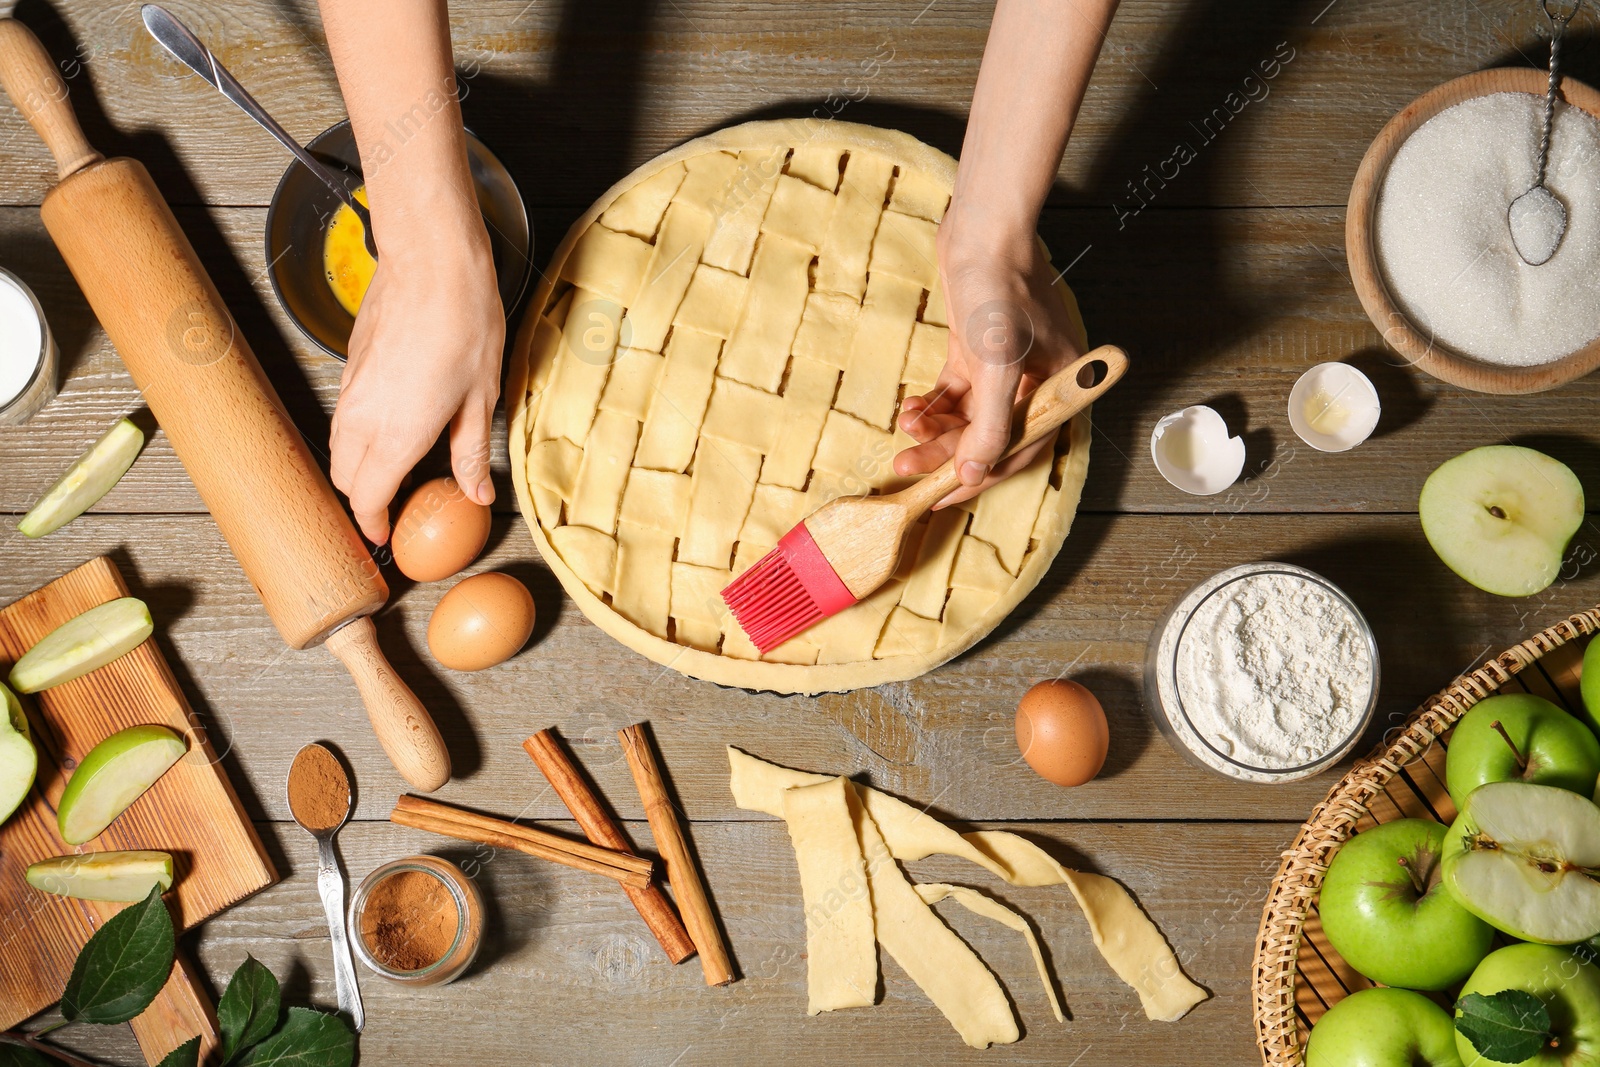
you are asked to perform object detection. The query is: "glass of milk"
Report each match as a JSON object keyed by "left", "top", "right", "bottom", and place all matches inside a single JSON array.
[{"left": 0, "top": 267, "right": 57, "bottom": 425}]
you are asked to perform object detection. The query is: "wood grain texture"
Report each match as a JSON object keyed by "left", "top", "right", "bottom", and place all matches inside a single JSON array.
[
  {"left": 47, "top": 819, "right": 1291, "bottom": 1067},
  {"left": 0, "top": 557, "right": 275, "bottom": 1063}
]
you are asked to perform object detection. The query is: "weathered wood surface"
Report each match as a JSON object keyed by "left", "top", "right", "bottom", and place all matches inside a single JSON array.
[
  {"left": 7, "top": 204, "right": 1600, "bottom": 517},
  {"left": 46, "top": 820, "right": 1293, "bottom": 1067},
  {"left": 3, "top": 512, "right": 1594, "bottom": 829},
  {"left": 5, "top": 0, "right": 1600, "bottom": 1063}
]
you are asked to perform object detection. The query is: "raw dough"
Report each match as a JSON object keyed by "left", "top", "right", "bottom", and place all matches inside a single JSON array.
[
  {"left": 729, "top": 747, "right": 1209, "bottom": 1025},
  {"left": 506, "top": 121, "right": 1093, "bottom": 694}
]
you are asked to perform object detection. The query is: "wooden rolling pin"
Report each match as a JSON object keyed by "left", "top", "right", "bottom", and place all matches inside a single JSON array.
[{"left": 0, "top": 18, "right": 449, "bottom": 792}]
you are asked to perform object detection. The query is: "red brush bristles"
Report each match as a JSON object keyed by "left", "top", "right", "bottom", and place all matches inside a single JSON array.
[
  {"left": 722, "top": 523, "right": 861, "bottom": 653},
  {"left": 721, "top": 545, "right": 825, "bottom": 653}
]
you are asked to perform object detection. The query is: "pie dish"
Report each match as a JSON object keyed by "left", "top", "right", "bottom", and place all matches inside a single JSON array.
[{"left": 506, "top": 120, "right": 1092, "bottom": 694}]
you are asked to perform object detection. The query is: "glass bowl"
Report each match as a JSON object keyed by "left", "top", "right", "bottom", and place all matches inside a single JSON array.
[
  {"left": 265, "top": 120, "right": 532, "bottom": 360},
  {"left": 1143, "top": 561, "right": 1380, "bottom": 783},
  {"left": 0, "top": 267, "right": 58, "bottom": 425},
  {"left": 349, "top": 855, "right": 483, "bottom": 986}
]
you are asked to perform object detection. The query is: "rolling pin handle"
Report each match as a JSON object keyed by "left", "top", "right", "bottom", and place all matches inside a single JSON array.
[
  {"left": 324, "top": 616, "right": 451, "bottom": 792},
  {"left": 0, "top": 18, "right": 103, "bottom": 180}
]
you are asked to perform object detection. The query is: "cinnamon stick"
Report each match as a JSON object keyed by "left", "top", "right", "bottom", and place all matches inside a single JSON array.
[
  {"left": 523, "top": 730, "right": 697, "bottom": 964},
  {"left": 617, "top": 723, "right": 734, "bottom": 986},
  {"left": 389, "top": 795, "right": 652, "bottom": 889}
]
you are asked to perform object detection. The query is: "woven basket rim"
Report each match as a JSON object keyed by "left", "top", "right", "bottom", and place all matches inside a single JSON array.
[{"left": 1251, "top": 603, "right": 1600, "bottom": 1066}]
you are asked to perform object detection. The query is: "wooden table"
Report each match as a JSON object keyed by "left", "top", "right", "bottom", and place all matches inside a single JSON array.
[{"left": 4, "top": 0, "right": 1600, "bottom": 1062}]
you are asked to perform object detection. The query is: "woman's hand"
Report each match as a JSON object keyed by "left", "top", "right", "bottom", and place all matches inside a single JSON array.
[
  {"left": 893, "top": 206, "right": 1083, "bottom": 509},
  {"left": 329, "top": 221, "right": 503, "bottom": 544},
  {"left": 893, "top": 0, "right": 1117, "bottom": 509}
]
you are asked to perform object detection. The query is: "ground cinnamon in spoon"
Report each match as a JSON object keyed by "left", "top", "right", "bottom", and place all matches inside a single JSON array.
[
  {"left": 287, "top": 744, "right": 350, "bottom": 832},
  {"left": 359, "top": 869, "right": 457, "bottom": 971}
]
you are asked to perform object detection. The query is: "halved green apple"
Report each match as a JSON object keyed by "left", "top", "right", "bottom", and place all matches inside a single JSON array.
[
  {"left": 26, "top": 851, "right": 173, "bottom": 902},
  {"left": 58, "top": 724, "right": 186, "bottom": 845},
  {"left": 0, "top": 682, "right": 37, "bottom": 824},
  {"left": 8, "top": 597, "right": 153, "bottom": 694},
  {"left": 1418, "top": 445, "right": 1584, "bottom": 597},
  {"left": 1441, "top": 780, "right": 1600, "bottom": 944},
  {"left": 18, "top": 417, "right": 145, "bottom": 538}
]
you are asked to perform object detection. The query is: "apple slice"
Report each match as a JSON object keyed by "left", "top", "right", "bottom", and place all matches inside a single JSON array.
[
  {"left": 0, "top": 683, "right": 37, "bottom": 824},
  {"left": 1442, "top": 780, "right": 1600, "bottom": 944},
  {"left": 57, "top": 724, "right": 186, "bottom": 845},
  {"left": 18, "top": 417, "right": 145, "bottom": 538},
  {"left": 8, "top": 597, "right": 153, "bottom": 694},
  {"left": 25, "top": 851, "right": 173, "bottom": 902},
  {"left": 1418, "top": 445, "right": 1583, "bottom": 597}
]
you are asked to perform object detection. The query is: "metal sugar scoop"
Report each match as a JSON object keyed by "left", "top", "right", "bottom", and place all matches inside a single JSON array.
[
  {"left": 1510, "top": 0, "right": 1583, "bottom": 266},
  {"left": 287, "top": 743, "right": 364, "bottom": 1032}
]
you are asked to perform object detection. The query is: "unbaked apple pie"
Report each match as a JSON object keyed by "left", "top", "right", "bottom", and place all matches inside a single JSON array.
[{"left": 507, "top": 120, "right": 1091, "bottom": 694}]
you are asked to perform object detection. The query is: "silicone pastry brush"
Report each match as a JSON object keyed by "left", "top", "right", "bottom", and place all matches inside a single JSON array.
[{"left": 723, "top": 344, "right": 1127, "bottom": 652}]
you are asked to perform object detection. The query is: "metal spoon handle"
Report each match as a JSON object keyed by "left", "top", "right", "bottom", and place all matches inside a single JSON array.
[
  {"left": 1537, "top": 0, "right": 1582, "bottom": 187},
  {"left": 316, "top": 834, "right": 365, "bottom": 1033},
  {"left": 140, "top": 5, "right": 376, "bottom": 251}
]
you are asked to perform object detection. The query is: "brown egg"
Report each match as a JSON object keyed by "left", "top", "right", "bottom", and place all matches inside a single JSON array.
[
  {"left": 391, "top": 476, "right": 491, "bottom": 582},
  {"left": 427, "top": 572, "right": 536, "bottom": 672},
  {"left": 1015, "top": 680, "right": 1109, "bottom": 787}
]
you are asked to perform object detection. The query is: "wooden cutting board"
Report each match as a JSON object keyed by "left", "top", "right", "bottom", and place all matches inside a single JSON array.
[{"left": 0, "top": 556, "right": 277, "bottom": 1064}]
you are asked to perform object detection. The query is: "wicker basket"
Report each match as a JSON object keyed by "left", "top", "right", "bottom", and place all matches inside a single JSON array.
[{"left": 1252, "top": 604, "right": 1600, "bottom": 1065}]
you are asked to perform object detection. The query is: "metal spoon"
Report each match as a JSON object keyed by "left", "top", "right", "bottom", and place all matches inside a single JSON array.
[
  {"left": 1510, "top": 0, "right": 1582, "bottom": 266},
  {"left": 287, "top": 743, "right": 364, "bottom": 1033},
  {"left": 140, "top": 4, "right": 378, "bottom": 261}
]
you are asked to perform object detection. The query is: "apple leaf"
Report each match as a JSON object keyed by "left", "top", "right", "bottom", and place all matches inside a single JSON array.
[
  {"left": 0, "top": 1041, "right": 58, "bottom": 1067},
  {"left": 234, "top": 1007, "right": 354, "bottom": 1067},
  {"left": 219, "top": 955, "right": 281, "bottom": 1064},
  {"left": 1456, "top": 990, "right": 1554, "bottom": 1063},
  {"left": 60, "top": 884, "right": 175, "bottom": 1025},
  {"left": 156, "top": 1037, "right": 201, "bottom": 1067}
]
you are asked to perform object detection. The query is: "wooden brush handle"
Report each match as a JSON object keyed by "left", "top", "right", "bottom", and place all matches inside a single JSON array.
[
  {"left": 325, "top": 618, "right": 450, "bottom": 792},
  {"left": 891, "top": 344, "right": 1128, "bottom": 515},
  {"left": 0, "top": 19, "right": 101, "bottom": 180}
]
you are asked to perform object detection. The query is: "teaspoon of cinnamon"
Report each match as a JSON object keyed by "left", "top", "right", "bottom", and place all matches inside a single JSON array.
[{"left": 287, "top": 743, "right": 363, "bottom": 1032}]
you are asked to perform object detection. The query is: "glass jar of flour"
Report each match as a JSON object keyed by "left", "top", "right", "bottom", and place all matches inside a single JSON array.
[
  {"left": 1144, "top": 561, "right": 1380, "bottom": 783},
  {"left": 0, "top": 267, "right": 58, "bottom": 425}
]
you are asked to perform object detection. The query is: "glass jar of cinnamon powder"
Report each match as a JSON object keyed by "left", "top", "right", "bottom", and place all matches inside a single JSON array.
[{"left": 349, "top": 855, "right": 483, "bottom": 986}]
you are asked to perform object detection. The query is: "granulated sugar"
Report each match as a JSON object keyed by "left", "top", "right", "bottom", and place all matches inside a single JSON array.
[{"left": 1375, "top": 92, "right": 1600, "bottom": 366}]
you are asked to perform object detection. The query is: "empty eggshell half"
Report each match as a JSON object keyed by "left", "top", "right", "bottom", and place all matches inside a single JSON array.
[
  {"left": 1150, "top": 406, "right": 1245, "bottom": 496},
  {"left": 1287, "top": 362, "right": 1381, "bottom": 453}
]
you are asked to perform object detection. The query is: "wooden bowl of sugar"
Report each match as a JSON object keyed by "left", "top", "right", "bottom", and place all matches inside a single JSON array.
[{"left": 1348, "top": 68, "right": 1600, "bottom": 394}]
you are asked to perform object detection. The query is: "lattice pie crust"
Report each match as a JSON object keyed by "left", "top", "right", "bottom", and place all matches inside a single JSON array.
[{"left": 507, "top": 121, "right": 1091, "bottom": 694}]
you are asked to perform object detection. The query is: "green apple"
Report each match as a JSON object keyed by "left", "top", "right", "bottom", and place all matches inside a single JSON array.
[
  {"left": 1320, "top": 818, "right": 1493, "bottom": 989},
  {"left": 57, "top": 724, "right": 186, "bottom": 845},
  {"left": 1418, "top": 445, "right": 1583, "bottom": 597},
  {"left": 1306, "top": 987, "right": 1464, "bottom": 1067},
  {"left": 18, "top": 417, "right": 144, "bottom": 537},
  {"left": 1442, "top": 780, "right": 1600, "bottom": 944},
  {"left": 1445, "top": 694, "right": 1600, "bottom": 807},
  {"left": 25, "top": 851, "right": 173, "bottom": 902},
  {"left": 0, "top": 682, "right": 37, "bottom": 824},
  {"left": 8, "top": 597, "right": 153, "bottom": 694},
  {"left": 1456, "top": 944, "right": 1600, "bottom": 1066},
  {"left": 1578, "top": 637, "right": 1600, "bottom": 741}
]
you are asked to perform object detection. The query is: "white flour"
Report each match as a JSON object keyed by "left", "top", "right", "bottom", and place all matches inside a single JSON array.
[{"left": 1171, "top": 571, "right": 1372, "bottom": 772}]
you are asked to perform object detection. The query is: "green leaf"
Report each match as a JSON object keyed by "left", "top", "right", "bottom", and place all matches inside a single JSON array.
[
  {"left": 59, "top": 884, "right": 175, "bottom": 1025},
  {"left": 1456, "top": 989, "right": 1554, "bottom": 1063},
  {"left": 218, "top": 955, "right": 280, "bottom": 1064},
  {"left": 156, "top": 1036, "right": 201, "bottom": 1067},
  {"left": 235, "top": 1008, "right": 354, "bottom": 1067},
  {"left": 0, "top": 1040, "right": 58, "bottom": 1067}
]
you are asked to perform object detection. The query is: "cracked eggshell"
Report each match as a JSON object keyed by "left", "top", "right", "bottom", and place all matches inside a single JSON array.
[
  {"left": 1287, "top": 362, "right": 1381, "bottom": 453},
  {"left": 1150, "top": 405, "right": 1246, "bottom": 496}
]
